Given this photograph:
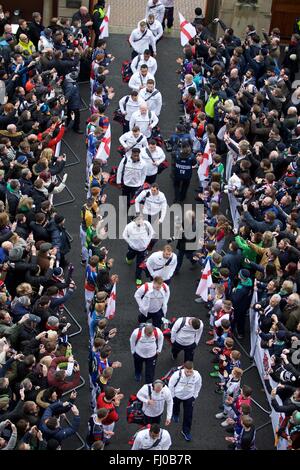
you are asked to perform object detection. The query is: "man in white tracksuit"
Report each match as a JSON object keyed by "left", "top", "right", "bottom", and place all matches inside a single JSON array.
[
  {"left": 140, "top": 139, "right": 165, "bottom": 183},
  {"left": 139, "top": 79, "right": 162, "bottom": 117},
  {"left": 130, "top": 323, "right": 164, "bottom": 383},
  {"left": 137, "top": 379, "right": 173, "bottom": 425},
  {"left": 119, "top": 126, "right": 148, "bottom": 158},
  {"left": 135, "top": 183, "right": 167, "bottom": 223},
  {"left": 128, "top": 64, "right": 155, "bottom": 92},
  {"left": 134, "top": 276, "right": 170, "bottom": 327},
  {"left": 171, "top": 317, "right": 203, "bottom": 361},
  {"left": 130, "top": 104, "right": 159, "bottom": 139},
  {"left": 116, "top": 148, "right": 147, "bottom": 208},
  {"left": 143, "top": 13, "right": 163, "bottom": 43},
  {"left": 131, "top": 49, "right": 158, "bottom": 76},
  {"left": 129, "top": 21, "right": 156, "bottom": 58},
  {"left": 118, "top": 90, "right": 145, "bottom": 133},
  {"left": 146, "top": 244, "right": 177, "bottom": 283},
  {"left": 135, "top": 183, "right": 167, "bottom": 251},
  {"left": 146, "top": 0, "right": 165, "bottom": 24},
  {"left": 168, "top": 361, "right": 202, "bottom": 442},
  {"left": 122, "top": 215, "right": 154, "bottom": 284},
  {"left": 131, "top": 423, "right": 171, "bottom": 450},
  {"left": 161, "top": 0, "right": 175, "bottom": 31}
]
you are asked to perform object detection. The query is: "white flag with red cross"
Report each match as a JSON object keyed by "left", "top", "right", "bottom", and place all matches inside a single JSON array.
[
  {"left": 99, "top": 5, "right": 110, "bottom": 38},
  {"left": 197, "top": 138, "right": 212, "bottom": 178},
  {"left": 105, "top": 282, "right": 116, "bottom": 320},
  {"left": 196, "top": 259, "right": 213, "bottom": 301},
  {"left": 95, "top": 124, "right": 111, "bottom": 163},
  {"left": 178, "top": 12, "right": 197, "bottom": 47}
]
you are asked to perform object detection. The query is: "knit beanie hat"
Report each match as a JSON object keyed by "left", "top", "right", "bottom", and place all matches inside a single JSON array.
[{"left": 239, "top": 269, "right": 250, "bottom": 280}]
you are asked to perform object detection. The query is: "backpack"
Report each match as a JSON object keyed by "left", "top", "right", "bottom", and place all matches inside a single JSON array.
[
  {"left": 130, "top": 182, "right": 151, "bottom": 205},
  {"left": 128, "top": 424, "right": 151, "bottom": 445},
  {"left": 163, "top": 317, "right": 186, "bottom": 345},
  {"left": 113, "top": 96, "right": 129, "bottom": 126},
  {"left": 126, "top": 384, "right": 152, "bottom": 424},
  {"left": 151, "top": 126, "right": 165, "bottom": 149},
  {"left": 142, "top": 282, "right": 168, "bottom": 298},
  {"left": 161, "top": 366, "right": 183, "bottom": 386},
  {"left": 129, "top": 425, "right": 163, "bottom": 448},
  {"left": 121, "top": 60, "right": 133, "bottom": 83},
  {"left": 144, "top": 148, "right": 169, "bottom": 174},
  {"left": 135, "top": 325, "right": 159, "bottom": 349}
]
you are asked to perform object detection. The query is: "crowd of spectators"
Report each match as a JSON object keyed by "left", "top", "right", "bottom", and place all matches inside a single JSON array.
[{"left": 0, "top": 0, "right": 300, "bottom": 452}]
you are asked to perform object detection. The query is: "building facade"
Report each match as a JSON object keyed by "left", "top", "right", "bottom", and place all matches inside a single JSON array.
[{"left": 3, "top": 0, "right": 298, "bottom": 40}]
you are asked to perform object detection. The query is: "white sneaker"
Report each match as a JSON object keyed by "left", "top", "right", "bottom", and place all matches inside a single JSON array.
[
  {"left": 215, "top": 412, "right": 226, "bottom": 419},
  {"left": 194, "top": 297, "right": 204, "bottom": 303},
  {"left": 221, "top": 418, "right": 231, "bottom": 427}
]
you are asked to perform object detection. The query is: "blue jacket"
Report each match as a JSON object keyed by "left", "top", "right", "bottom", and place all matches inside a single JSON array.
[
  {"left": 174, "top": 153, "right": 197, "bottom": 180},
  {"left": 39, "top": 402, "right": 80, "bottom": 442},
  {"left": 63, "top": 80, "right": 81, "bottom": 110}
]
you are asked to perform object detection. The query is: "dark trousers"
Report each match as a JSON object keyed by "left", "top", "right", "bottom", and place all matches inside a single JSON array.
[
  {"left": 175, "top": 249, "right": 196, "bottom": 273},
  {"left": 172, "top": 341, "right": 196, "bottom": 362},
  {"left": 122, "top": 120, "right": 130, "bottom": 133},
  {"left": 67, "top": 108, "right": 80, "bottom": 131},
  {"left": 126, "top": 246, "right": 147, "bottom": 279},
  {"left": 131, "top": 49, "right": 139, "bottom": 60},
  {"left": 143, "top": 413, "right": 162, "bottom": 425},
  {"left": 173, "top": 396, "right": 195, "bottom": 433},
  {"left": 174, "top": 178, "right": 191, "bottom": 202},
  {"left": 122, "top": 184, "right": 139, "bottom": 209},
  {"left": 235, "top": 310, "right": 246, "bottom": 336},
  {"left": 145, "top": 174, "right": 157, "bottom": 184},
  {"left": 133, "top": 352, "right": 157, "bottom": 384},
  {"left": 138, "top": 308, "right": 164, "bottom": 329},
  {"left": 163, "top": 7, "right": 174, "bottom": 29}
]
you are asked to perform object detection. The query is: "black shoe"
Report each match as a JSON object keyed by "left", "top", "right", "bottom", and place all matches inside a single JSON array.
[
  {"left": 73, "top": 128, "right": 84, "bottom": 134},
  {"left": 225, "top": 426, "right": 234, "bottom": 434}
]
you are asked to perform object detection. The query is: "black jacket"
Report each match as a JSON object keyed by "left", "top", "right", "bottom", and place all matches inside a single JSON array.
[{"left": 28, "top": 21, "right": 45, "bottom": 48}]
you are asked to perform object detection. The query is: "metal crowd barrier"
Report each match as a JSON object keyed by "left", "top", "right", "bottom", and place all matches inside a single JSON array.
[
  {"left": 43, "top": 96, "right": 88, "bottom": 451},
  {"left": 80, "top": 96, "right": 89, "bottom": 112},
  {"left": 63, "top": 305, "right": 83, "bottom": 338},
  {"left": 61, "top": 377, "right": 87, "bottom": 450},
  {"left": 53, "top": 175, "right": 76, "bottom": 208},
  {"left": 63, "top": 415, "right": 86, "bottom": 450},
  {"left": 61, "top": 139, "right": 81, "bottom": 168}
]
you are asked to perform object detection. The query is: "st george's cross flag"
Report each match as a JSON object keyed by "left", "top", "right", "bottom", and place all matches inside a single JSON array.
[
  {"left": 196, "top": 259, "right": 213, "bottom": 301},
  {"left": 99, "top": 5, "right": 110, "bottom": 38},
  {"left": 178, "top": 12, "right": 197, "bottom": 47},
  {"left": 95, "top": 124, "right": 111, "bottom": 163},
  {"left": 197, "top": 138, "right": 212, "bottom": 178},
  {"left": 105, "top": 282, "right": 116, "bottom": 319}
]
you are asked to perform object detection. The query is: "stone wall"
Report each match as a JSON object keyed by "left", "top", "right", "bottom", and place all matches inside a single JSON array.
[{"left": 218, "top": 0, "right": 273, "bottom": 37}]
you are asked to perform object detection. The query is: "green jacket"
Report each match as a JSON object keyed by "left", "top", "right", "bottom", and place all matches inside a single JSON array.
[
  {"left": 235, "top": 236, "right": 260, "bottom": 267},
  {"left": 204, "top": 94, "right": 220, "bottom": 118}
]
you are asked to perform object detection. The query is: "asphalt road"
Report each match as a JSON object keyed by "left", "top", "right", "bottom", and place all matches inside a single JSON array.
[{"left": 55, "top": 34, "right": 275, "bottom": 450}]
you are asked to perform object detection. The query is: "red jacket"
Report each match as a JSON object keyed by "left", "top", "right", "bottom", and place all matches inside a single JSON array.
[
  {"left": 96, "top": 392, "right": 119, "bottom": 425},
  {"left": 47, "top": 355, "right": 80, "bottom": 397},
  {"left": 37, "top": 125, "right": 65, "bottom": 150}
]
